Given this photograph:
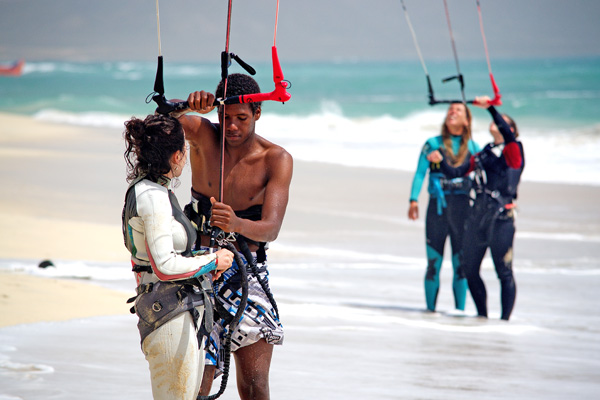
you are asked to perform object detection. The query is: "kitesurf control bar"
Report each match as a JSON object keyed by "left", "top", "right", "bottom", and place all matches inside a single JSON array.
[
  {"left": 427, "top": 73, "right": 502, "bottom": 106},
  {"left": 152, "top": 46, "right": 291, "bottom": 116},
  {"left": 400, "top": 0, "right": 502, "bottom": 107}
]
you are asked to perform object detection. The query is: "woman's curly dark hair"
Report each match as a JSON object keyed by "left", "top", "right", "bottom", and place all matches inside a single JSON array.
[
  {"left": 215, "top": 73, "right": 262, "bottom": 114},
  {"left": 123, "top": 114, "right": 185, "bottom": 183}
]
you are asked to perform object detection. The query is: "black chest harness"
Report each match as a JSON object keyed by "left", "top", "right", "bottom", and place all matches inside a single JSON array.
[
  {"left": 184, "top": 188, "right": 268, "bottom": 264},
  {"left": 469, "top": 146, "right": 524, "bottom": 246},
  {"left": 473, "top": 142, "right": 524, "bottom": 207}
]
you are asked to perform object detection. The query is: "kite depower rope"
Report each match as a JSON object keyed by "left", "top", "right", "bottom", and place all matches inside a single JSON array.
[{"left": 145, "top": 1, "right": 289, "bottom": 399}]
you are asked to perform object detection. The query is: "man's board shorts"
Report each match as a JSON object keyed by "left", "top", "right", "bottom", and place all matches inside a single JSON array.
[{"left": 205, "top": 254, "right": 283, "bottom": 375}]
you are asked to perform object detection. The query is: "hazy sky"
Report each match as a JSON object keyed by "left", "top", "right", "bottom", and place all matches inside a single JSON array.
[{"left": 1, "top": 0, "right": 599, "bottom": 63}]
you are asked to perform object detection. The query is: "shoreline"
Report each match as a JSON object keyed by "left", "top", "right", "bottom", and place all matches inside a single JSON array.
[
  {"left": 0, "top": 272, "right": 130, "bottom": 328},
  {"left": 1, "top": 112, "right": 599, "bottom": 328}
]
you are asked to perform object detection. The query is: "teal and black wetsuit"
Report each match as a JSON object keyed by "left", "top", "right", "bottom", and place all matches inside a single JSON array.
[
  {"left": 439, "top": 107, "right": 524, "bottom": 320},
  {"left": 410, "top": 135, "right": 480, "bottom": 312}
]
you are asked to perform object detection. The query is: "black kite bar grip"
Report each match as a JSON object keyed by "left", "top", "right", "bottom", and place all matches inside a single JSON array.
[
  {"left": 152, "top": 94, "right": 192, "bottom": 115},
  {"left": 442, "top": 73, "right": 464, "bottom": 85},
  {"left": 221, "top": 51, "right": 256, "bottom": 80},
  {"left": 154, "top": 56, "right": 165, "bottom": 95},
  {"left": 231, "top": 53, "right": 256, "bottom": 75},
  {"left": 153, "top": 95, "right": 248, "bottom": 115}
]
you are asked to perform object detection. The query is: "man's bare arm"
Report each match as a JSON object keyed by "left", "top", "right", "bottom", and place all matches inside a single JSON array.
[
  {"left": 210, "top": 148, "right": 293, "bottom": 242},
  {"left": 175, "top": 91, "right": 218, "bottom": 144}
]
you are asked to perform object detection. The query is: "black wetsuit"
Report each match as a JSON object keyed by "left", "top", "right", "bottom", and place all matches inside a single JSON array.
[{"left": 440, "top": 106, "right": 525, "bottom": 320}]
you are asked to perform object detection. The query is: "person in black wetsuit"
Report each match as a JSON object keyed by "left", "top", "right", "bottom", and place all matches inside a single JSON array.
[{"left": 427, "top": 95, "right": 525, "bottom": 320}]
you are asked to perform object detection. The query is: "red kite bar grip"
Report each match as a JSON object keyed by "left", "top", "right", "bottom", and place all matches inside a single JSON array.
[
  {"left": 225, "top": 46, "right": 291, "bottom": 104},
  {"left": 486, "top": 74, "right": 502, "bottom": 106}
]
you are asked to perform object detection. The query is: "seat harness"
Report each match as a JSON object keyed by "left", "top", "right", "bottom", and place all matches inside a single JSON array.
[{"left": 122, "top": 178, "right": 214, "bottom": 348}]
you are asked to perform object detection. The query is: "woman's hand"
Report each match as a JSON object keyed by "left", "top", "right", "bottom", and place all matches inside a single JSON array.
[
  {"left": 212, "top": 249, "right": 234, "bottom": 281},
  {"left": 473, "top": 95, "right": 492, "bottom": 109},
  {"left": 408, "top": 201, "right": 419, "bottom": 220},
  {"left": 426, "top": 150, "right": 443, "bottom": 163},
  {"left": 187, "top": 91, "right": 216, "bottom": 114}
]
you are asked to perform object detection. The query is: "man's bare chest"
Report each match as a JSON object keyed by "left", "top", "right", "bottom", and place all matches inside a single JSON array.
[{"left": 191, "top": 155, "right": 267, "bottom": 209}]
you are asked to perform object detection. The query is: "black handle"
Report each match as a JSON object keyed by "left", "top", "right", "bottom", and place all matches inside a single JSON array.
[
  {"left": 153, "top": 56, "right": 165, "bottom": 94},
  {"left": 231, "top": 53, "right": 256, "bottom": 75}
]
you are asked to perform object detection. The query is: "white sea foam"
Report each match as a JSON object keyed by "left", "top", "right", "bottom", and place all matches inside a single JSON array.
[
  {"left": 30, "top": 106, "right": 600, "bottom": 186},
  {"left": 282, "top": 302, "right": 539, "bottom": 334},
  {"left": 260, "top": 110, "right": 600, "bottom": 186},
  {"left": 33, "top": 109, "right": 132, "bottom": 129},
  {"left": 0, "top": 360, "right": 54, "bottom": 375},
  {"left": 0, "top": 259, "right": 132, "bottom": 282},
  {"left": 517, "top": 231, "right": 600, "bottom": 243}
]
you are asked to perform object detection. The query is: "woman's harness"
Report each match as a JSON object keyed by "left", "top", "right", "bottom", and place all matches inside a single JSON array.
[
  {"left": 429, "top": 172, "right": 473, "bottom": 216},
  {"left": 469, "top": 151, "right": 519, "bottom": 246},
  {"left": 122, "top": 179, "right": 215, "bottom": 347},
  {"left": 127, "top": 277, "right": 214, "bottom": 347}
]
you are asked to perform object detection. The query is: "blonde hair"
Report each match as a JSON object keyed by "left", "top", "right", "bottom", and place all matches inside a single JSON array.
[{"left": 441, "top": 102, "right": 472, "bottom": 166}]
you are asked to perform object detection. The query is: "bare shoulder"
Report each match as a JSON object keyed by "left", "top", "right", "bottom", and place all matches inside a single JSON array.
[
  {"left": 178, "top": 114, "right": 218, "bottom": 144},
  {"left": 258, "top": 135, "right": 293, "bottom": 167}
]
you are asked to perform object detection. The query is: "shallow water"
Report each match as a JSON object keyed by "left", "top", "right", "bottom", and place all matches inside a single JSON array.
[{"left": 1, "top": 250, "right": 599, "bottom": 399}]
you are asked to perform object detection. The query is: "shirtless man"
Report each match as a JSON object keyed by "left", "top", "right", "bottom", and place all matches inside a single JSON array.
[{"left": 177, "top": 73, "right": 293, "bottom": 400}]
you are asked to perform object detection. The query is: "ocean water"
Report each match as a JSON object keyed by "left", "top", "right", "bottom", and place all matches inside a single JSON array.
[{"left": 1, "top": 57, "right": 599, "bottom": 185}]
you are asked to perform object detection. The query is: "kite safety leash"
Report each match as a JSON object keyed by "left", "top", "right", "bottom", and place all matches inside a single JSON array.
[
  {"left": 144, "top": 2, "right": 289, "bottom": 399},
  {"left": 202, "top": 3, "right": 245, "bottom": 400},
  {"left": 197, "top": 240, "right": 249, "bottom": 400}
]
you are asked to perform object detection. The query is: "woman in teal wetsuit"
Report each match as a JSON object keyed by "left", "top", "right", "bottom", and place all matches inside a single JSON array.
[{"left": 408, "top": 102, "right": 480, "bottom": 312}]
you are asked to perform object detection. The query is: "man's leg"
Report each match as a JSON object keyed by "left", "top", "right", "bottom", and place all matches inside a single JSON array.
[
  {"left": 198, "top": 322, "right": 224, "bottom": 397},
  {"left": 233, "top": 339, "right": 274, "bottom": 400},
  {"left": 199, "top": 365, "right": 217, "bottom": 396}
]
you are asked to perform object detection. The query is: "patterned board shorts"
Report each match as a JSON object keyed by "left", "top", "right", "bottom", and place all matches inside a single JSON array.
[{"left": 205, "top": 257, "right": 284, "bottom": 375}]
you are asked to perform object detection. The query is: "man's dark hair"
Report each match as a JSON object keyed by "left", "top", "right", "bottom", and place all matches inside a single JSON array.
[{"left": 216, "top": 73, "right": 262, "bottom": 114}]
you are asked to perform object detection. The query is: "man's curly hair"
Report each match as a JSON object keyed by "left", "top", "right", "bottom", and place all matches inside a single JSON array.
[{"left": 215, "top": 73, "right": 262, "bottom": 115}]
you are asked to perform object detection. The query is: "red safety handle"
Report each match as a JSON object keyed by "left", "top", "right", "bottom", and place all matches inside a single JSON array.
[
  {"left": 232, "top": 46, "right": 291, "bottom": 104},
  {"left": 486, "top": 74, "right": 502, "bottom": 106}
]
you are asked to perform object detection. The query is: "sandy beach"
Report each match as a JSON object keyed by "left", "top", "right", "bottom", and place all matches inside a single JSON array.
[{"left": 1, "top": 112, "right": 599, "bottom": 399}]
